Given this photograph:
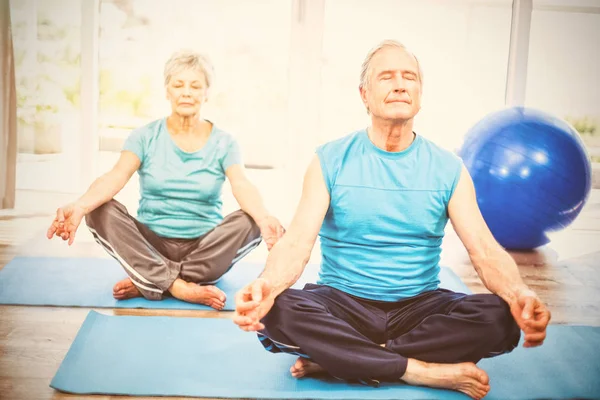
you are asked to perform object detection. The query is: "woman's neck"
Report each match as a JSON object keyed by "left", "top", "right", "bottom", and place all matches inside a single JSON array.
[{"left": 167, "top": 113, "right": 202, "bottom": 134}]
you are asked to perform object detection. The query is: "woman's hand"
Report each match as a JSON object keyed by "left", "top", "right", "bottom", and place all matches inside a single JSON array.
[
  {"left": 258, "top": 215, "right": 285, "bottom": 250},
  {"left": 46, "top": 203, "right": 87, "bottom": 245}
]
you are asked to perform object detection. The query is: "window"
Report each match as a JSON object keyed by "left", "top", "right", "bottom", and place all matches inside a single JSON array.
[
  {"left": 11, "top": 0, "right": 82, "bottom": 192},
  {"left": 526, "top": 2, "right": 600, "bottom": 162},
  {"left": 98, "top": 0, "right": 293, "bottom": 169}
]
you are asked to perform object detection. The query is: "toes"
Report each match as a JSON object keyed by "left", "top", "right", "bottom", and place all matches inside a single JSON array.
[
  {"left": 478, "top": 370, "right": 490, "bottom": 385},
  {"left": 291, "top": 359, "right": 304, "bottom": 372},
  {"left": 479, "top": 384, "right": 491, "bottom": 397},
  {"left": 209, "top": 300, "right": 225, "bottom": 310},
  {"left": 208, "top": 286, "right": 226, "bottom": 300},
  {"left": 290, "top": 368, "right": 305, "bottom": 378},
  {"left": 468, "top": 383, "right": 490, "bottom": 400},
  {"left": 461, "top": 388, "right": 481, "bottom": 400}
]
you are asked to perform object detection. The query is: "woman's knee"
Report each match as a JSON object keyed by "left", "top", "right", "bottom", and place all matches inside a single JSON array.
[
  {"left": 227, "top": 210, "right": 260, "bottom": 238},
  {"left": 85, "top": 199, "right": 124, "bottom": 228}
]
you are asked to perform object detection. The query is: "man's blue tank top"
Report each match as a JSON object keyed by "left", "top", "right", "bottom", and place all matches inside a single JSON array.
[{"left": 316, "top": 129, "right": 463, "bottom": 301}]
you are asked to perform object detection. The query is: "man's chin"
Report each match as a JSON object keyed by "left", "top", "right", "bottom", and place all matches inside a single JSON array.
[{"left": 381, "top": 112, "right": 415, "bottom": 121}]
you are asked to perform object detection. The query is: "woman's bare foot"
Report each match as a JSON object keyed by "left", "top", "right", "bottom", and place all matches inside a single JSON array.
[
  {"left": 113, "top": 278, "right": 142, "bottom": 300},
  {"left": 168, "top": 279, "right": 226, "bottom": 310},
  {"left": 290, "top": 357, "right": 326, "bottom": 378},
  {"left": 402, "top": 359, "right": 490, "bottom": 399}
]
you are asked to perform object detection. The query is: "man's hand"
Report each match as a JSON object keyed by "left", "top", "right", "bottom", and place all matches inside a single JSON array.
[
  {"left": 233, "top": 278, "right": 274, "bottom": 332},
  {"left": 46, "top": 203, "right": 87, "bottom": 246},
  {"left": 258, "top": 216, "right": 285, "bottom": 250},
  {"left": 509, "top": 288, "right": 551, "bottom": 348}
]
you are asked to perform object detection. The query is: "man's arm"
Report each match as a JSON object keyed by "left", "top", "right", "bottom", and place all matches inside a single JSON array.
[
  {"left": 448, "top": 165, "right": 551, "bottom": 347},
  {"left": 233, "top": 155, "right": 330, "bottom": 331},
  {"left": 259, "top": 154, "right": 331, "bottom": 299},
  {"left": 448, "top": 165, "right": 527, "bottom": 303}
]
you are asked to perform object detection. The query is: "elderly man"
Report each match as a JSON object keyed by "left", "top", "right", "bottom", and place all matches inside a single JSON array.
[
  {"left": 233, "top": 40, "right": 550, "bottom": 399},
  {"left": 47, "top": 50, "right": 284, "bottom": 309}
]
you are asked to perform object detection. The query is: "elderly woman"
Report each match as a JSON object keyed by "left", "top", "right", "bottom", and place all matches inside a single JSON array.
[{"left": 46, "top": 50, "right": 284, "bottom": 310}]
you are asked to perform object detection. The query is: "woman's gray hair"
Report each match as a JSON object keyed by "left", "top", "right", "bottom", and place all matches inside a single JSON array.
[
  {"left": 359, "top": 40, "right": 423, "bottom": 90},
  {"left": 163, "top": 49, "right": 215, "bottom": 90}
]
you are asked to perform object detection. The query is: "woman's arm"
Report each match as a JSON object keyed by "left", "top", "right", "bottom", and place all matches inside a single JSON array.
[
  {"left": 75, "top": 151, "right": 141, "bottom": 213},
  {"left": 225, "top": 164, "right": 284, "bottom": 249}
]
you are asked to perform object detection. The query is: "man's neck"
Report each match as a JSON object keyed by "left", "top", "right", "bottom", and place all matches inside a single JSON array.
[{"left": 368, "top": 117, "right": 415, "bottom": 152}]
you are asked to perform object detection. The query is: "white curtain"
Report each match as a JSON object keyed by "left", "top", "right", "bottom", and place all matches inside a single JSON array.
[{"left": 0, "top": 0, "right": 17, "bottom": 209}]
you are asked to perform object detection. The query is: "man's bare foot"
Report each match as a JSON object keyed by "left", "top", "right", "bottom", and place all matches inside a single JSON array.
[
  {"left": 402, "top": 359, "right": 490, "bottom": 399},
  {"left": 113, "top": 278, "right": 142, "bottom": 300},
  {"left": 290, "top": 357, "right": 326, "bottom": 378},
  {"left": 168, "top": 279, "right": 226, "bottom": 310}
]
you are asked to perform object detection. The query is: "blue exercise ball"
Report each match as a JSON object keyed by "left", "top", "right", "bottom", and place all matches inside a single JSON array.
[{"left": 458, "top": 107, "right": 592, "bottom": 250}]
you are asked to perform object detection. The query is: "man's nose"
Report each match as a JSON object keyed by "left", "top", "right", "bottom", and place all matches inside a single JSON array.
[{"left": 393, "top": 77, "right": 407, "bottom": 92}]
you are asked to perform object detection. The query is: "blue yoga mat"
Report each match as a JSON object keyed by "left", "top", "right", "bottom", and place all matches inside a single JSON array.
[
  {"left": 0, "top": 256, "right": 470, "bottom": 310},
  {"left": 51, "top": 311, "right": 600, "bottom": 399}
]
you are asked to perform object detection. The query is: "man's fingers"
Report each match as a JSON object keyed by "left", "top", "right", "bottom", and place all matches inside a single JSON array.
[
  {"left": 236, "top": 300, "right": 259, "bottom": 313},
  {"left": 524, "top": 339, "right": 544, "bottom": 348},
  {"left": 253, "top": 322, "right": 265, "bottom": 331},
  {"left": 233, "top": 314, "right": 256, "bottom": 326},
  {"left": 239, "top": 322, "right": 264, "bottom": 332},
  {"left": 524, "top": 330, "right": 546, "bottom": 344},
  {"left": 521, "top": 297, "right": 535, "bottom": 320},
  {"left": 235, "top": 288, "right": 247, "bottom": 304},
  {"left": 524, "top": 312, "right": 550, "bottom": 330},
  {"left": 252, "top": 282, "right": 264, "bottom": 303}
]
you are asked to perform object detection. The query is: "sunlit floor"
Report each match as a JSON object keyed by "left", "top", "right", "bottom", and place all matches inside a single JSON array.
[{"left": 1, "top": 170, "right": 599, "bottom": 399}]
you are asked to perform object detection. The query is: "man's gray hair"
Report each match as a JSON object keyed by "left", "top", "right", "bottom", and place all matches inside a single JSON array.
[
  {"left": 163, "top": 49, "right": 215, "bottom": 90},
  {"left": 359, "top": 40, "right": 423, "bottom": 89}
]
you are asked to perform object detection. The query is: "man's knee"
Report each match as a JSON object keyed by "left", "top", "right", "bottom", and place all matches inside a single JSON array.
[
  {"left": 258, "top": 289, "right": 321, "bottom": 353},
  {"left": 262, "top": 289, "right": 323, "bottom": 333},
  {"left": 467, "top": 294, "right": 520, "bottom": 346}
]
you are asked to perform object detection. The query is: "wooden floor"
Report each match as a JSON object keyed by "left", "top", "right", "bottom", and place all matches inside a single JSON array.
[{"left": 1, "top": 189, "right": 599, "bottom": 400}]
